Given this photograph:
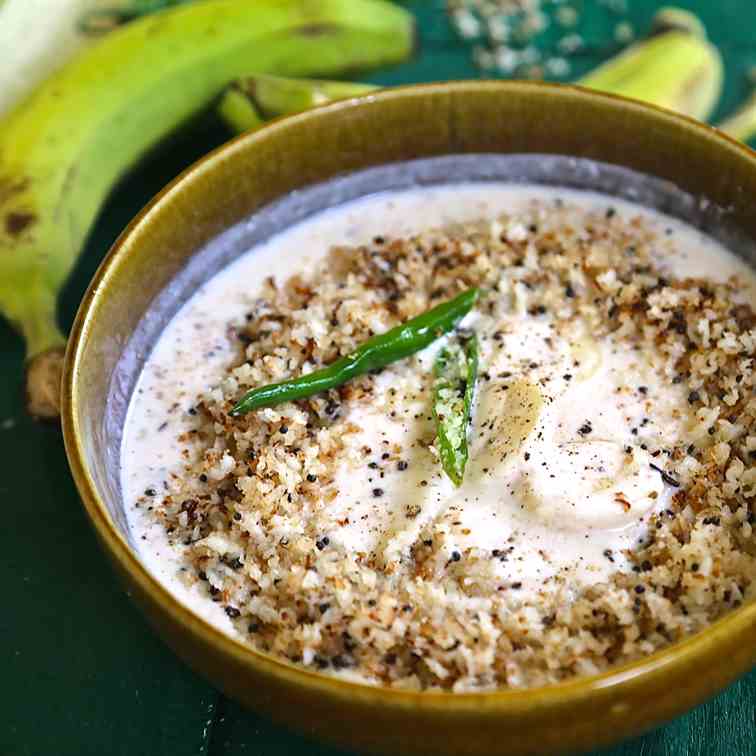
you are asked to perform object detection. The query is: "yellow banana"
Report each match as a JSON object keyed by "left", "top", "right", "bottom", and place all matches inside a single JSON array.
[
  {"left": 0, "top": 0, "right": 414, "bottom": 418},
  {"left": 219, "top": 8, "right": 723, "bottom": 135}
]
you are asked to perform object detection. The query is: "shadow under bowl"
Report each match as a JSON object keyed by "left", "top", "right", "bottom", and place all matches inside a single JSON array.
[{"left": 62, "top": 82, "right": 756, "bottom": 756}]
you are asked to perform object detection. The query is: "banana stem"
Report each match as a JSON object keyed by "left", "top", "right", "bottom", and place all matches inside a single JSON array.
[
  {"left": 8, "top": 284, "right": 66, "bottom": 358},
  {"left": 26, "top": 347, "right": 66, "bottom": 420},
  {"left": 249, "top": 75, "right": 377, "bottom": 117},
  {"left": 218, "top": 74, "right": 378, "bottom": 130},
  {"left": 649, "top": 7, "right": 707, "bottom": 38},
  {"left": 717, "top": 89, "right": 756, "bottom": 144},
  {"left": 10, "top": 286, "right": 66, "bottom": 420},
  {"left": 217, "top": 85, "right": 265, "bottom": 134}
]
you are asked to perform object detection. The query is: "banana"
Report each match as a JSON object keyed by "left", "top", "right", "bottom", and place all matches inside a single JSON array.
[
  {"left": 216, "top": 87, "right": 266, "bottom": 136},
  {"left": 0, "top": 1, "right": 195, "bottom": 117},
  {"left": 0, "top": 0, "right": 101, "bottom": 117},
  {"left": 0, "top": 0, "right": 414, "bottom": 418},
  {"left": 219, "top": 75, "right": 379, "bottom": 132},
  {"left": 468, "top": 378, "right": 543, "bottom": 480},
  {"left": 219, "top": 9, "right": 723, "bottom": 136},
  {"left": 578, "top": 7, "right": 722, "bottom": 120},
  {"left": 579, "top": 30, "right": 722, "bottom": 121},
  {"left": 219, "top": 74, "right": 378, "bottom": 133},
  {"left": 717, "top": 88, "right": 756, "bottom": 144}
]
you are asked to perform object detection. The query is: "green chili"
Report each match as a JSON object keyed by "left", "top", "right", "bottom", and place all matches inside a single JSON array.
[
  {"left": 230, "top": 288, "right": 479, "bottom": 416},
  {"left": 432, "top": 332, "right": 479, "bottom": 487}
]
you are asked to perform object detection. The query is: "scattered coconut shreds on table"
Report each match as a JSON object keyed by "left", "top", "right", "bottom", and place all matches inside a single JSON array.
[{"left": 446, "top": 0, "right": 633, "bottom": 80}]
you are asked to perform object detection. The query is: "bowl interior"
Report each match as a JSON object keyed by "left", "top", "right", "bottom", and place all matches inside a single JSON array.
[{"left": 104, "top": 152, "right": 755, "bottom": 542}]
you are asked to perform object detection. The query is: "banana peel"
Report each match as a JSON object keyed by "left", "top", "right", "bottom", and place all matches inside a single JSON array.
[{"left": 0, "top": 0, "right": 414, "bottom": 419}]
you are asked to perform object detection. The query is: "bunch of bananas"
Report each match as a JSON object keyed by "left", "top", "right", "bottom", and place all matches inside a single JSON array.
[
  {"left": 0, "top": 0, "right": 414, "bottom": 418},
  {"left": 218, "top": 8, "right": 730, "bottom": 134}
]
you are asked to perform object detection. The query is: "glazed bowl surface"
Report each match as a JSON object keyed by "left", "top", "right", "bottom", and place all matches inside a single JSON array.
[{"left": 62, "top": 81, "right": 756, "bottom": 756}]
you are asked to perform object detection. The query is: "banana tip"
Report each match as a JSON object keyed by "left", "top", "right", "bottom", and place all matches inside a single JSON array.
[
  {"left": 651, "top": 8, "right": 707, "bottom": 38},
  {"left": 25, "top": 346, "right": 65, "bottom": 421}
]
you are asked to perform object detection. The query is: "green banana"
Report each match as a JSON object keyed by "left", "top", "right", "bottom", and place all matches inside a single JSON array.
[
  {"left": 240, "top": 75, "right": 377, "bottom": 119},
  {"left": 219, "top": 74, "right": 378, "bottom": 132},
  {"left": 219, "top": 8, "right": 723, "bottom": 134},
  {"left": 0, "top": 0, "right": 99, "bottom": 117},
  {"left": 579, "top": 31, "right": 722, "bottom": 122},
  {"left": 0, "top": 1, "right": 196, "bottom": 117},
  {"left": 717, "top": 89, "right": 756, "bottom": 144},
  {"left": 578, "top": 7, "right": 721, "bottom": 123},
  {"left": 0, "top": 0, "right": 414, "bottom": 418},
  {"left": 216, "top": 87, "right": 266, "bottom": 136}
]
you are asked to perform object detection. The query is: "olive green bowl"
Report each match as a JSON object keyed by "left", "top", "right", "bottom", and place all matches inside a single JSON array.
[{"left": 62, "top": 82, "right": 756, "bottom": 756}]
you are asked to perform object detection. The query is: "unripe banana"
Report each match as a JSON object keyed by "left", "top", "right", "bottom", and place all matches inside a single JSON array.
[
  {"left": 217, "top": 87, "right": 266, "bottom": 136},
  {"left": 0, "top": 1, "right": 196, "bottom": 117},
  {"left": 220, "top": 9, "right": 723, "bottom": 135},
  {"left": 0, "top": 0, "right": 414, "bottom": 418},
  {"left": 245, "top": 75, "right": 378, "bottom": 118},
  {"left": 0, "top": 0, "right": 101, "bottom": 117},
  {"left": 219, "top": 74, "right": 379, "bottom": 133},
  {"left": 717, "top": 88, "right": 756, "bottom": 144},
  {"left": 579, "top": 30, "right": 722, "bottom": 122}
]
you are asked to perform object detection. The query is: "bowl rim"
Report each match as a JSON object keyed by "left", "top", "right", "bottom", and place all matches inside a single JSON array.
[{"left": 62, "top": 80, "right": 756, "bottom": 712}]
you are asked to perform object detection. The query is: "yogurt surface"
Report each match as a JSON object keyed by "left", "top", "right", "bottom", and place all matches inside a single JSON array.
[{"left": 120, "top": 183, "right": 756, "bottom": 636}]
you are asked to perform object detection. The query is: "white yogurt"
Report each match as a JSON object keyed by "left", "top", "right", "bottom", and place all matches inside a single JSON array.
[{"left": 120, "top": 183, "right": 756, "bottom": 633}]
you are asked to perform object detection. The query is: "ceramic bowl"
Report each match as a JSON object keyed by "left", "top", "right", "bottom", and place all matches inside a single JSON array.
[{"left": 62, "top": 82, "right": 756, "bottom": 755}]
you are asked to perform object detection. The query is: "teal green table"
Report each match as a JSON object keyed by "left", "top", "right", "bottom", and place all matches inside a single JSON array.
[{"left": 2, "top": 2, "right": 754, "bottom": 754}]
